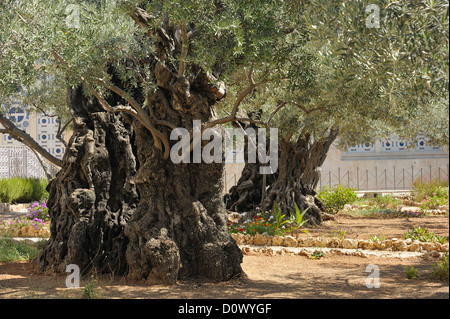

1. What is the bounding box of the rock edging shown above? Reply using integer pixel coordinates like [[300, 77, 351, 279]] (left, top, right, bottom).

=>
[[4, 225, 50, 238], [230, 233, 448, 253]]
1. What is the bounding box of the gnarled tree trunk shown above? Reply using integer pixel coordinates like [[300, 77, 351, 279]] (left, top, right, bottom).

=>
[[35, 22, 244, 283], [34, 86, 139, 275], [261, 128, 339, 225], [119, 18, 244, 283]]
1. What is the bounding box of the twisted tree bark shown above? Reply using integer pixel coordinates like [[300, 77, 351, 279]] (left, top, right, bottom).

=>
[[34, 86, 139, 275], [34, 18, 244, 283], [123, 24, 243, 282], [261, 129, 339, 225]]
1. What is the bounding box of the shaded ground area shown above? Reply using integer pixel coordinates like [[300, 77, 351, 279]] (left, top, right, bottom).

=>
[[0, 254, 448, 299], [0, 215, 448, 299]]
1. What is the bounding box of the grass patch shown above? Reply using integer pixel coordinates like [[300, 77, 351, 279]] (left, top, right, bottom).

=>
[[413, 179, 449, 203], [341, 207, 425, 219], [0, 178, 48, 203], [432, 252, 449, 281], [0, 238, 44, 262]]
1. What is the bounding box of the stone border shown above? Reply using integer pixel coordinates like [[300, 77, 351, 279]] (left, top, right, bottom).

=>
[[231, 233, 449, 253], [239, 245, 442, 259]]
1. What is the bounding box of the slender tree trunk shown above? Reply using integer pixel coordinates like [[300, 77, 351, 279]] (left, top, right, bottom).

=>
[[261, 128, 339, 225]]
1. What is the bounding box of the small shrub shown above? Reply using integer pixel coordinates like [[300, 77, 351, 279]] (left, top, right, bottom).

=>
[[309, 250, 325, 259], [82, 282, 100, 299], [227, 211, 283, 236], [404, 266, 418, 279], [418, 193, 449, 210], [0, 178, 48, 203], [369, 195, 402, 210], [243, 216, 280, 236], [413, 179, 449, 203], [431, 252, 449, 281], [317, 185, 358, 214]]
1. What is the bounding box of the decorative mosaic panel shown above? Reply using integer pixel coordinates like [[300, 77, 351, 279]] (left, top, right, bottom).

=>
[[1, 102, 31, 147], [415, 136, 443, 152], [381, 136, 409, 152], [36, 114, 65, 159], [347, 142, 375, 153]]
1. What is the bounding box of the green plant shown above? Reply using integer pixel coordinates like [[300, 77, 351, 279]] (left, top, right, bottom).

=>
[[243, 215, 281, 236], [0, 216, 45, 237], [404, 266, 419, 279], [369, 195, 402, 210], [431, 252, 449, 281], [82, 281, 99, 299], [0, 178, 48, 203], [369, 233, 388, 243], [418, 192, 449, 210], [27, 202, 50, 222], [288, 204, 310, 237], [273, 202, 290, 230], [317, 185, 358, 214], [403, 226, 447, 244], [309, 250, 325, 259], [0, 238, 42, 262], [413, 179, 449, 203]]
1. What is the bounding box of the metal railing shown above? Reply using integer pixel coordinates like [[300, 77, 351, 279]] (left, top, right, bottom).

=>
[[318, 164, 449, 191]]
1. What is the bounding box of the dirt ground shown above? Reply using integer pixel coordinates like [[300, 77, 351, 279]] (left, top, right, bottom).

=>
[[0, 215, 448, 299]]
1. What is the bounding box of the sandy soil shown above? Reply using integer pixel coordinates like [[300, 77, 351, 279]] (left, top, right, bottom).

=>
[[0, 215, 448, 299]]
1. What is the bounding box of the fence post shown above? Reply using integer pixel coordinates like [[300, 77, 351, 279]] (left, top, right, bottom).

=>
[[366, 169, 369, 191], [347, 169, 350, 188], [23, 149, 27, 178], [7, 148, 11, 179], [393, 165, 396, 190], [375, 166, 378, 190], [356, 167, 359, 190], [403, 168, 405, 189], [329, 171, 331, 190]]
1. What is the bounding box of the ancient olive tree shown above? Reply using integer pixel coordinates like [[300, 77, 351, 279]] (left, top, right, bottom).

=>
[[225, 0, 449, 224], [0, 0, 308, 282]]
